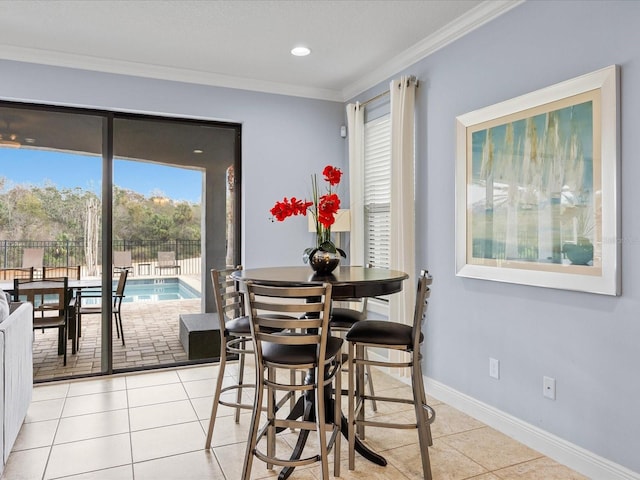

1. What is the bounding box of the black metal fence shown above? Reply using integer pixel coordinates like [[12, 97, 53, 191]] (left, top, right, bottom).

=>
[[0, 239, 201, 276]]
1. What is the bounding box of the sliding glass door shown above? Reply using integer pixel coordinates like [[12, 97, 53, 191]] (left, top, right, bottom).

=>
[[111, 115, 239, 372], [0, 101, 241, 382]]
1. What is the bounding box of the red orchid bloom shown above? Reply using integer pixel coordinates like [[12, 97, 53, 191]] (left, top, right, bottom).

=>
[[270, 197, 313, 221], [318, 193, 340, 228], [270, 165, 346, 260], [322, 165, 342, 186]]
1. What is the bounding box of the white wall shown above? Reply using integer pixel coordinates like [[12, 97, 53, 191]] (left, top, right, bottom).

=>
[[348, 0, 640, 474], [0, 60, 346, 268]]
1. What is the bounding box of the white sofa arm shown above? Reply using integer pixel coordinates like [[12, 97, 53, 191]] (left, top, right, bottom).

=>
[[0, 301, 33, 472]]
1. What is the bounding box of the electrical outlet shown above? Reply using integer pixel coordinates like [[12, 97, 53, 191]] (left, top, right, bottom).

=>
[[489, 358, 500, 379], [543, 376, 556, 400]]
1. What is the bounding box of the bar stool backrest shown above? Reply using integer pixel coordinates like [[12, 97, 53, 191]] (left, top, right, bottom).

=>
[[412, 270, 433, 350], [211, 267, 245, 330], [245, 281, 333, 368]]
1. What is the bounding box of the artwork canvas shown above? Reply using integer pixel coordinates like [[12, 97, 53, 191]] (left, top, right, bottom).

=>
[[456, 66, 619, 295]]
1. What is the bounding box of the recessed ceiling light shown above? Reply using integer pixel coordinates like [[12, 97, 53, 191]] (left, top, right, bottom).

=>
[[291, 46, 311, 57], [193, 149, 203, 154], [0, 133, 20, 148]]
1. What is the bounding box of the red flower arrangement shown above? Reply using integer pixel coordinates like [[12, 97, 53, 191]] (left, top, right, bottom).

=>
[[270, 165, 347, 262]]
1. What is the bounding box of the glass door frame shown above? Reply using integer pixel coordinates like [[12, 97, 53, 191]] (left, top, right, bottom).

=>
[[0, 99, 242, 378]]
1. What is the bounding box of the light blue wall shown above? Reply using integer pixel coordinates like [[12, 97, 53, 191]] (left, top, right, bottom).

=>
[[349, 0, 640, 473], [0, 60, 346, 268], [3, 0, 639, 473]]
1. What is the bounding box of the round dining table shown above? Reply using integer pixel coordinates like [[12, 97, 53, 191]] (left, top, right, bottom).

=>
[[232, 265, 408, 299], [232, 265, 409, 479]]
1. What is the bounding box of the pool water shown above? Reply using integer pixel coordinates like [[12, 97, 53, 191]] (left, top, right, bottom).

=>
[[122, 278, 200, 302], [82, 278, 200, 303]]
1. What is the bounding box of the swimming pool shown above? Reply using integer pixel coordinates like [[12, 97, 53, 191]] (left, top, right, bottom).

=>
[[121, 278, 200, 302], [79, 277, 200, 305]]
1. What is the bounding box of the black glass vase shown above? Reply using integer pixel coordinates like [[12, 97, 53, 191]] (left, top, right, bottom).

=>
[[307, 249, 341, 275]]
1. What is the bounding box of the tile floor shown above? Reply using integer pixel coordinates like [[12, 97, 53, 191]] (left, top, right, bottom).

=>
[[4, 363, 589, 480]]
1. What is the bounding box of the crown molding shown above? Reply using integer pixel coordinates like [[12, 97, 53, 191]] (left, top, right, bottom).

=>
[[0, 0, 522, 104], [340, 0, 524, 101], [0, 45, 344, 102]]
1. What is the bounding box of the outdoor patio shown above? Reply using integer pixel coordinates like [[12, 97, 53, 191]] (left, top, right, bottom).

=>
[[32, 296, 202, 382]]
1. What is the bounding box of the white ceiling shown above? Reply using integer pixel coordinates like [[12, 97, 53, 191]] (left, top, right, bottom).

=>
[[0, 0, 520, 102]]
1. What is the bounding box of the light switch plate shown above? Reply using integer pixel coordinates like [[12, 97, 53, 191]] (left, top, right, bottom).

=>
[[489, 358, 500, 379]]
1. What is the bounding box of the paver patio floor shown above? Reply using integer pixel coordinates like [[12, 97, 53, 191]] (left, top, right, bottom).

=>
[[33, 298, 202, 382]]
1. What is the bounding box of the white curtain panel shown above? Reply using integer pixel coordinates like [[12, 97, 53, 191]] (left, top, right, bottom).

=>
[[346, 103, 365, 265], [389, 76, 417, 333]]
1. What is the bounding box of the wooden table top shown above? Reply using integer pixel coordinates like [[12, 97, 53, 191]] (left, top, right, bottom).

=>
[[0, 278, 102, 293], [232, 266, 408, 300]]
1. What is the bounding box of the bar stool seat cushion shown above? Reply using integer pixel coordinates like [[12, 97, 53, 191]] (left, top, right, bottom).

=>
[[226, 315, 289, 335], [346, 320, 423, 347], [330, 307, 366, 329], [263, 336, 343, 365], [226, 315, 251, 334]]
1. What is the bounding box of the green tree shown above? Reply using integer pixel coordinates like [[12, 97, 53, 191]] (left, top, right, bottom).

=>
[[1, 182, 201, 244]]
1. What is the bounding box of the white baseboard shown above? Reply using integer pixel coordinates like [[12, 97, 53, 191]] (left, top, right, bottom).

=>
[[420, 376, 640, 480]]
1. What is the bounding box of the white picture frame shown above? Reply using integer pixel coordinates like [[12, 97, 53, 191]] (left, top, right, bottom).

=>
[[455, 65, 620, 295]]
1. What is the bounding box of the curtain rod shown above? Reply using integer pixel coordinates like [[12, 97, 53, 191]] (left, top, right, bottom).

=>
[[359, 75, 418, 108]]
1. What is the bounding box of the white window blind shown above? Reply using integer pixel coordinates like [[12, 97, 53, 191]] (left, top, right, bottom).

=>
[[364, 114, 391, 268]]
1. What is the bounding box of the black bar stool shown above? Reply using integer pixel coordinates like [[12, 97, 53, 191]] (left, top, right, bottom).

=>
[[204, 267, 260, 449], [205, 267, 297, 450], [346, 270, 435, 479], [242, 281, 342, 480]]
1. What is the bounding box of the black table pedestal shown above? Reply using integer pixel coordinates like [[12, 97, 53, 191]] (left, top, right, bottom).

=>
[[277, 371, 386, 480]]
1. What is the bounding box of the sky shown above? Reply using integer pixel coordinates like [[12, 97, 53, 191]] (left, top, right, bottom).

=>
[[0, 148, 203, 203]]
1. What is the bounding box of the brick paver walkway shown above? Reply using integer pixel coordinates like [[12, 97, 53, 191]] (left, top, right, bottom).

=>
[[33, 298, 201, 381]]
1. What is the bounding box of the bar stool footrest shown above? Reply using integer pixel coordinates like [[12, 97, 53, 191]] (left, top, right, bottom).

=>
[[218, 383, 257, 411]]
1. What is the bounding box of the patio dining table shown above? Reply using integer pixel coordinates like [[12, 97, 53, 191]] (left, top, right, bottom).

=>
[[1, 278, 102, 354]]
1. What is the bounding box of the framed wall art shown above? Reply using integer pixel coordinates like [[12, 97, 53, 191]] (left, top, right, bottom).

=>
[[455, 65, 619, 295]]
